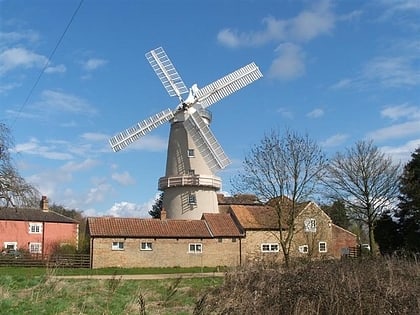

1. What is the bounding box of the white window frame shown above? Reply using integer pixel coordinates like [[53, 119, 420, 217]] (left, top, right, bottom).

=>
[[304, 218, 317, 233], [299, 245, 309, 254], [29, 222, 42, 234], [188, 243, 202, 253], [319, 241, 327, 253], [29, 242, 42, 254], [140, 242, 153, 251], [261, 243, 279, 253], [187, 149, 195, 157], [111, 241, 124, 251], [3, 242, 17, 250]]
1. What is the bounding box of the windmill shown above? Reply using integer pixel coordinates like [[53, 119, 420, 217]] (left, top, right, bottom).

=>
[[109, 47, 262, 219]]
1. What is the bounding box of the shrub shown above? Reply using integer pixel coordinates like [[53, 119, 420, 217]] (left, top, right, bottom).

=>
[[200, 257, 420, 314]]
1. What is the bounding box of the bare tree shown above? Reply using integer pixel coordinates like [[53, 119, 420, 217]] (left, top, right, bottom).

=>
[[233, 129, 327, 266], [0, 122, 39, 207], [323, 140, 401, 253]]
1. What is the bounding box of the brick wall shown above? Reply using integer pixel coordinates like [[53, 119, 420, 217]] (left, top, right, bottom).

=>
[[91, 237, 241, 269]]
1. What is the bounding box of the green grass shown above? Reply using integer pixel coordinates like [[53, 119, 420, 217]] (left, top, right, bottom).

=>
[[0, 268, 223, 314]]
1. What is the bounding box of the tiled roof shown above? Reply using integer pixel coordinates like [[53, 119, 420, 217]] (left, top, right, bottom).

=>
[[202, 213, 243, 237], [0, 207, 78, 224], [88, 217, 213, 238], [229, 205, 280, 230]]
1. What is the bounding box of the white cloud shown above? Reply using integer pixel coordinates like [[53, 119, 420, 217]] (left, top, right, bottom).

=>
[[363, 56, 420, 87], [107, 200, 153, 218], [268, 43, 305, 80], [14, 137, 74, 160], [0, 30, 40, 46], [276, 107, 294, 119], [81, 132, 109, 142], [45, 64, 66, 74], [0, 47, 47, 75], [127, 134, 168, 152], [307, 108, 324, 118], [60, 158, 99, 172], [82, 58, 108, 71], [366, 121, 420, 141], [380, 139, 420, 163], [321, 133, 349, 147], [35, 89, 96, 115], [381, 103, 420, 120], [111, 171, 136, 186], [217, 0, 335, 47], [85, 182, 113, 205]]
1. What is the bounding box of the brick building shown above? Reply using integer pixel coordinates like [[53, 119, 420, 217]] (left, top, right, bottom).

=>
[[0, 196, 79, 256], [87, 195, 357, 268]]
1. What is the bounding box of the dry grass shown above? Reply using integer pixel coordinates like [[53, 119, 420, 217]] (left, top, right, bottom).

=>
[[199, 257, 420, 315]]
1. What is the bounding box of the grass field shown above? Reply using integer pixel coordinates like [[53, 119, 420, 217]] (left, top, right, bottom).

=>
[[0, 267, 222, 314], [1, 258, 418, 314]]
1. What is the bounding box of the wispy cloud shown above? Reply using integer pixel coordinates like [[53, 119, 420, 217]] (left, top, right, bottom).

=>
[[0, 47, 47, 75], [307, 108, 325, 118], [82, 58, 108, 71], [367, 104, 420, 142], [0, 30, 40, 47], [217, 0, 335, 47], [268, 43, 305, 80], [380, 139, 420, 163], [111, 171, 136, 186], [14, 137, 74, 160], [321, 133, 349, 147], [34, 89, 97, 115]]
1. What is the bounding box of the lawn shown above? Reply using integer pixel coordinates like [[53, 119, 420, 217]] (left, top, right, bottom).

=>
[[0, 267, 223, 314]]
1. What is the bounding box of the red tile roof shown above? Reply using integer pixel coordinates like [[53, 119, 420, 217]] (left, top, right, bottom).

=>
[[202, 213, 243, 237], [229, 205, 280, 230], [88, 213, 243, 239]]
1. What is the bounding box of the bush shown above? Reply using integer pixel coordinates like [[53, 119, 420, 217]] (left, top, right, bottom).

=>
[[199, 257, 420, 314]]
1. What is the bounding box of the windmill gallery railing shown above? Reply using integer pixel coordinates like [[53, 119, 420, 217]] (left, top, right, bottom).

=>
[[158, 174, 222, 190]]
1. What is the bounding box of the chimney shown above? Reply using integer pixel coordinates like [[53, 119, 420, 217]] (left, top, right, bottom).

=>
[[160, 208, 167, 220], [40, 196, 49, 211]]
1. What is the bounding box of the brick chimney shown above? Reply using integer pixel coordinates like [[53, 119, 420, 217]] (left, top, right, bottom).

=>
[[40, 196, 49, 211], [160, 208, 166, 220]]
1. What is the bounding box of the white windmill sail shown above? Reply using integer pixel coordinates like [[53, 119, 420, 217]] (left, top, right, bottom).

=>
[[109, 108, 174, 152], [184, 110, 231, 172], [145, 47, 188, 99], [194, 62, 262, 109]]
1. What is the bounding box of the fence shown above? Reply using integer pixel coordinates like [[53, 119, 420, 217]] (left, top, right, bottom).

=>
[[0, 253, 90, 268]]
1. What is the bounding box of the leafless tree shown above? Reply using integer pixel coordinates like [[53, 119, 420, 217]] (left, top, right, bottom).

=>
[[0, 122, 39, 207], [323, 140, 401, 253], [233, 129, 327, 266]]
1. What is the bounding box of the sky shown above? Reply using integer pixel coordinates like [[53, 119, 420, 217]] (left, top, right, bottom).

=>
[[1, 0, 419, 218]]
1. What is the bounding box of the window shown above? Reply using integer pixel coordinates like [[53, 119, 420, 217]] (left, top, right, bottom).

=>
[[29, 222, 42, 234], [298, 245, 309, 253], [189, 243, 202, 253], [3, 242, 17, 250], [140, 242, 152, 251], [304, 218, 316, 232], [188, 193, 197, 205], [112, 242, 124, 251], [188, 169, 195, 175], [187, 149, 195, 157], [261, 243, 279, 252], [319, 242, 327, 253], [29, 243, 42, 254]]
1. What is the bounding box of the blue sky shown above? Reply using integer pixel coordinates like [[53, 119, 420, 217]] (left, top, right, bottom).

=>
[[1, 0, 419, 218]]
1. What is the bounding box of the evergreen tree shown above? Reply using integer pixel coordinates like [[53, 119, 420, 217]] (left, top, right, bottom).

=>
[[321, 200, 351, 229], [374, 211, 402, 255], [149, 192, 163, 218], [396, 147, 420, 252]]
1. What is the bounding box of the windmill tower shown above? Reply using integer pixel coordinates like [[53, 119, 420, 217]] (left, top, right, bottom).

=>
[[109, 47, 262, 219]]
